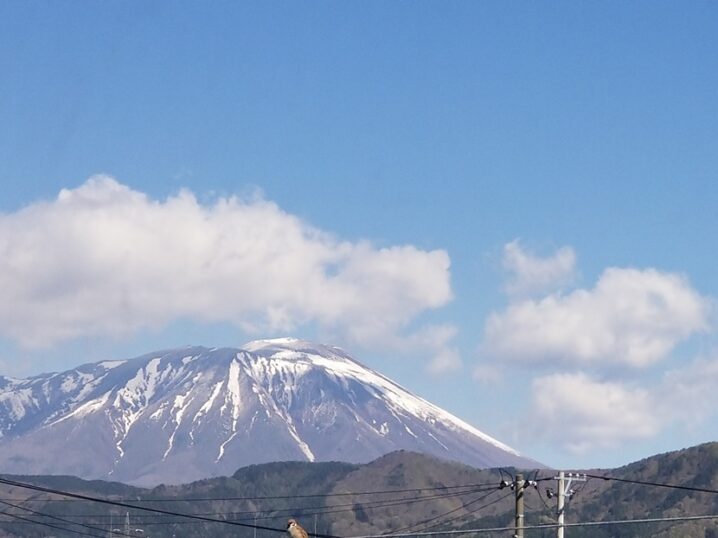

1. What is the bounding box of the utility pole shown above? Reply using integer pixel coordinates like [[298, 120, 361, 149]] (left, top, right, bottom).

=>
[[514, 473, 524, 538], [557, 471, 565, 538], [554, 471, 586, 538]]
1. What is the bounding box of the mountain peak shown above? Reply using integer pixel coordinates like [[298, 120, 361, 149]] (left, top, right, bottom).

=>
[[0, 342, 541, 485], [242, 336, 316, 351], [241, 337, 350, 360]]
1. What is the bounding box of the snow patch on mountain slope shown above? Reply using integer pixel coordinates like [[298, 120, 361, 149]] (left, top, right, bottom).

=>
[[112, 357, 174, 458], [164, 389, 194, 459], [216, 357, 245, 462], [99, 360, 126, 369], [193, 379, 223, 427], [0, 338, 539, 485], [235, 346, 318, 460], [0, 386, 36, 422], [243, 338, 521, 456], [47, 391, 112, 425]]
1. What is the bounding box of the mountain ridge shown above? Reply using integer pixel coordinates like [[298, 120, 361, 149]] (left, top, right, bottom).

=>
[[0, 338, 540, 485]]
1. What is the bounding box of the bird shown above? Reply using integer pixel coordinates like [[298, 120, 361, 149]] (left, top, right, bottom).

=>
[[287, 518, 309, 538]]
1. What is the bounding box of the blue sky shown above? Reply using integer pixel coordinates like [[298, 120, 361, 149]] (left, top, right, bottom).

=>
[[2, 1, 718, 470]]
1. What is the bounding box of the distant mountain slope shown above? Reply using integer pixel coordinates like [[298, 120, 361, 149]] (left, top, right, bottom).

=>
[[0, 451, 511, 538], [559, 442, 718, 538], [2, 444, 717, 538], [0, 338, 539, 485]]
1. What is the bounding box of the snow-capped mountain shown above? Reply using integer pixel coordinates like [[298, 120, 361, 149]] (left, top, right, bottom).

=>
[[0, 338, 540, 485]]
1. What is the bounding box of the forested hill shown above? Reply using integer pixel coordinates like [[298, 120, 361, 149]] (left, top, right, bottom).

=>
[[2, 444, 718, 538]]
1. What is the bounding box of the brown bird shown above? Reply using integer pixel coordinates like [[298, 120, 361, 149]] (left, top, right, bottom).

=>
[[287, 519, 309, 538]]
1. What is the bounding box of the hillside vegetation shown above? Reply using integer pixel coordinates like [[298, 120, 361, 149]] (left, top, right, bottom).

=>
[[2, 444, 718, 538]]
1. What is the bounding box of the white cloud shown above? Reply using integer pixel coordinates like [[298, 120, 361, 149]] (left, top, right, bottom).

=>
[[487, 242, 716, 456], [528, 372, 660, 454], [0, 177, 455, 361], [484, 267, 710, 368], [472, 363, 502, 384], [427, 347, 462, 375], [368, 323, 462, 374], [502, 240, 576, 297], [526, 354, 718, 454], [659, 354, 718, 428]]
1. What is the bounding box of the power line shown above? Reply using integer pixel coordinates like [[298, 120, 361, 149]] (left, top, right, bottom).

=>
[[585, 473, 718, 495], [0, 476, 509, 538], [0, 476, 338, 538], [0, 476, 507, 538], [0, 499, 136, 538], [0, 508, 109, 538], [412, 490, 515, 533], [5, 473, 718, 538], [20, 486, 495, 526], [386, 490, 497, 534], [534, 483, 556, 521], [238, 487, 497, 522], [347, 513, 718, 538], [20, 487, 488, 516], [0, 477, 494, 538], [0, 480, 501, 503]]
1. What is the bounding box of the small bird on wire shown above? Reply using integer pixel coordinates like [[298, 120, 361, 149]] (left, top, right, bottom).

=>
[[287, 518, 310, 538]]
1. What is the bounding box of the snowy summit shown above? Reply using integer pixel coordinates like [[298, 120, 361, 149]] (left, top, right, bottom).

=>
[[0, 339, 540, 485]]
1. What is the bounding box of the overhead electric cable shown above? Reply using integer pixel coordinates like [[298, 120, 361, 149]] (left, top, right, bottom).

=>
[[13, 486, 493, 524], [0, 498, 137, 538], [228, 487, 495, 523], [585, 473, 718, 495], [407, 489, 514, 534], [0, 508, 109, 538], [386, 489, 503, 535], [534, 483, 556, 520], [0, 494, 141, 538], [348, 513, 718, 538], [0, 476, 340, 538], [0, 480, 500, 503], [5, 475, 718, 538]]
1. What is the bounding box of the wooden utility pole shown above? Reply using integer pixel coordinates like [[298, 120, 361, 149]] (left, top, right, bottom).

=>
[[514, 473, 524, 538]]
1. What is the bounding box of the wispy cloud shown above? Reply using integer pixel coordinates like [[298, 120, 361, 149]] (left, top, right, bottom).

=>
[[0, 177, 456, 365], [502, 240, 576, 298], [427, 347, 462, 375]]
